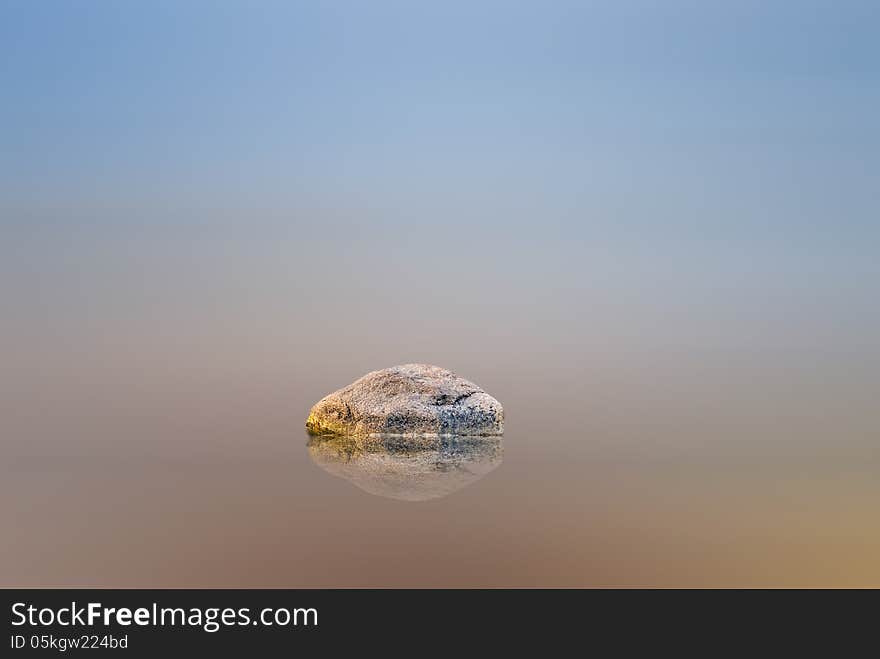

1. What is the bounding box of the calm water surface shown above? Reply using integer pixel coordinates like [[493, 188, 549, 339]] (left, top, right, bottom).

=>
[[2, 389, 878, 587]]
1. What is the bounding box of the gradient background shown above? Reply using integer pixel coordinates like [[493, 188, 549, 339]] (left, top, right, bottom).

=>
[[1, 1, 878, 586]]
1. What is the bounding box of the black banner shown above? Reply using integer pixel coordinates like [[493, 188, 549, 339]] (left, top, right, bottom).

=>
[[2, 589, 874, 655]]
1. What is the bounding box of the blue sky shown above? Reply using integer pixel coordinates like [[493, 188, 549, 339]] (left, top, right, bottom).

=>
[[1, 2, 877, 332], [2, 1, 876, 220]]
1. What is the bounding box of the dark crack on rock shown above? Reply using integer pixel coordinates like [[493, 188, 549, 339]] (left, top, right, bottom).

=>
[[432, 391, 476, 406]]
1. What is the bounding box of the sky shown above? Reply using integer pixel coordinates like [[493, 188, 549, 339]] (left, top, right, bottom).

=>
[[3, 1, 877, 222], [1, 1, 878, 444]]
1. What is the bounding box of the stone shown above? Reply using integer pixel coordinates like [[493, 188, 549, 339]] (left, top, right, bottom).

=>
[[308, 435, 503, 501], [305, 363, 504, 437]]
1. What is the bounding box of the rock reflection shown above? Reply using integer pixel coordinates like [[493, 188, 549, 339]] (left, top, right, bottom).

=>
[[307, 435, 503, 501]]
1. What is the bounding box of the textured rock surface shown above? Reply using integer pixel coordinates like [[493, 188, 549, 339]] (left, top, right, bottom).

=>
[[306, 364, 503, 437], [308, 435, 503, 501]]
